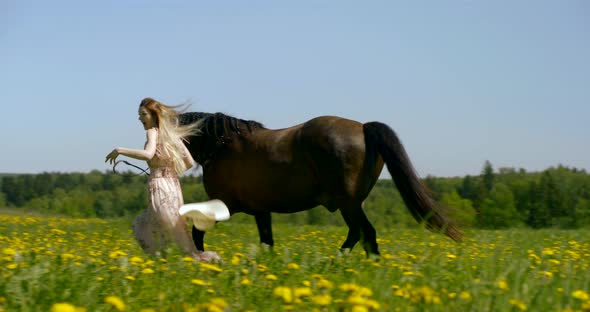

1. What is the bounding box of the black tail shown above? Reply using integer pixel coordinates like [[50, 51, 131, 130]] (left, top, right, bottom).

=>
[[363, 122, 462, 242]]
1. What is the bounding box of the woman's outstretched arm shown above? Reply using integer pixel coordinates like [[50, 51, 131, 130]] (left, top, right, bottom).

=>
[[105, 128, 158, 164]]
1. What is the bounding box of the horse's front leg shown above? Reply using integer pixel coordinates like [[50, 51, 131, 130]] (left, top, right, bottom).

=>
[[192, 225, 223, 262], [192, 226, 205, 251], [254, 212, 274, 247]]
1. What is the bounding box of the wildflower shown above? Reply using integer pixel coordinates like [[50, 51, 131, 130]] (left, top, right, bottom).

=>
[[340, 283, 360, 292], [540, 271, 553, 279], [125, 276, 135, 281], [200, 263, 223, 273], [108, 250, 127, 259], [317, 279, 333, 289], [497, 279, 509, 290], [352, 306, 369, 312], [345, 268, 359, 274], [240, 278, 251, 285], [460, 291, 472, 301], [265, 274, 278, 281], [509, 299, 528, 311], [141, 268, 154, 274], [50, 303, 76, 312], [6, 263, 18, 270], [273, 287, 293, 303], [287, 263, 300, 270], [191, 279, 211, 286], [294, 287, 312, 299], [2, 248, 16, 256], [311, 294, 332, 306], [210, 298, 227, 307], [572, 290, 589, 301], [104, 296, 125, 311]]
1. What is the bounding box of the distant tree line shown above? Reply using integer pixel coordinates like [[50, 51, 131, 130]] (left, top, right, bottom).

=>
[[1, 162, 589, 229]]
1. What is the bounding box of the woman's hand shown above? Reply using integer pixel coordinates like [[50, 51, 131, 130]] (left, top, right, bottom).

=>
[[105, 148, 120, 164]]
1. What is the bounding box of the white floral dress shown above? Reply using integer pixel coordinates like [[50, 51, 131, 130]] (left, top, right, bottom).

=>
[[132, 141, 196, 257]]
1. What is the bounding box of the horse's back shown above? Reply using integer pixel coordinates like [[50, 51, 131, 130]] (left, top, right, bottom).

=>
[[295, 116, 384, 204]]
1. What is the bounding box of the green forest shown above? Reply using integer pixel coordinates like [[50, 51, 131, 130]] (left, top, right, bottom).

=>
[[1, 161, 590, 229]]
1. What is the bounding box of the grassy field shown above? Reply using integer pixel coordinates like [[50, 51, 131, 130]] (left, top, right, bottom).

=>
[[0, 213, 589, 312]]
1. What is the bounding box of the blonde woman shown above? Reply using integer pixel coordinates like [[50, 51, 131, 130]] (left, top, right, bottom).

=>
[[105, 97, 219, 262]]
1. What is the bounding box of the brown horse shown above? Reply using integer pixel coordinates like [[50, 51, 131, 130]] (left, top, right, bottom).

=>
[[180, 112, 462, 256]]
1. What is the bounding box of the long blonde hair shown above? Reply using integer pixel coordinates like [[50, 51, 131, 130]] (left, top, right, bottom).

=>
[[139, 97, 200, 174]]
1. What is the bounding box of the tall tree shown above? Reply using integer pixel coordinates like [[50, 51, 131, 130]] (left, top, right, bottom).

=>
[[481, 160, 495, 192]]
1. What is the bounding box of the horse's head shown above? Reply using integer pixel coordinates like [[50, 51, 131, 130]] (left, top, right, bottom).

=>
[[179, 112, 264, 165]]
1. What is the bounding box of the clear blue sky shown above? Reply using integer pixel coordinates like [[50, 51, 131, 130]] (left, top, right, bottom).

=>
[[1, 0, 588, 177]]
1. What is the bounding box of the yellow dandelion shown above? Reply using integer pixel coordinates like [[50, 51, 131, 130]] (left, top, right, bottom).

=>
[[209, 298, 228, 309], [265, 274, 278, 281], [6, 263, 18, 270], [460, 291, 472, 301], [108, 250, 127, 259], [240, 278, 251, 285], [317, 279, 333, 289], [50, 303, 76, 312], [311, 294, 332, 306], [345, 268, 359, 274], [287, 263, 300, 270], [141, 268, 154, 274], [509, 298, 528, 311], [352, 305, 369, 312], [2, 248, 16, 256], [340, 283, 360, 292], [191, 279, 211, 286], [200, 263, 223, 273], [302, 280, 311, 287], [139, 309, 156, 312], [572, 290, 589, 301], [125, 276, 135, 281], [348, 295, 368, 305], [356, 287, 373, 297], [273, 286, 293, 303], [294, 287, 312, 298], [231, 256, 241, 265], [104, 296, 125, 311], [182, 256, 194, 262], [497, 279, 509, 290], [540, 271, 553, 279]]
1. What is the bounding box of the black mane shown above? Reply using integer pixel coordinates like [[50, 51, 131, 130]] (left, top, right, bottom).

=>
[[179, 112, 265, 164]]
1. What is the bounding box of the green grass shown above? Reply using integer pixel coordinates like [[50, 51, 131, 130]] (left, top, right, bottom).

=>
[[0, 213, 589, 311]]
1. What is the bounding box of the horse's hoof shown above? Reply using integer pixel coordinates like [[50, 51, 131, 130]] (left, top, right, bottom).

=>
[[194, 251, 223, 263]]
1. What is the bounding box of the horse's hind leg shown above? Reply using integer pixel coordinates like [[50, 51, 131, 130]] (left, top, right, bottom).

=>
[[255, 212, 274, 247], [339, 202, 379, 256]]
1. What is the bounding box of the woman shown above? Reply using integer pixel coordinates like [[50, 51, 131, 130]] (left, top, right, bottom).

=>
[[105, 97, 220, 262]]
